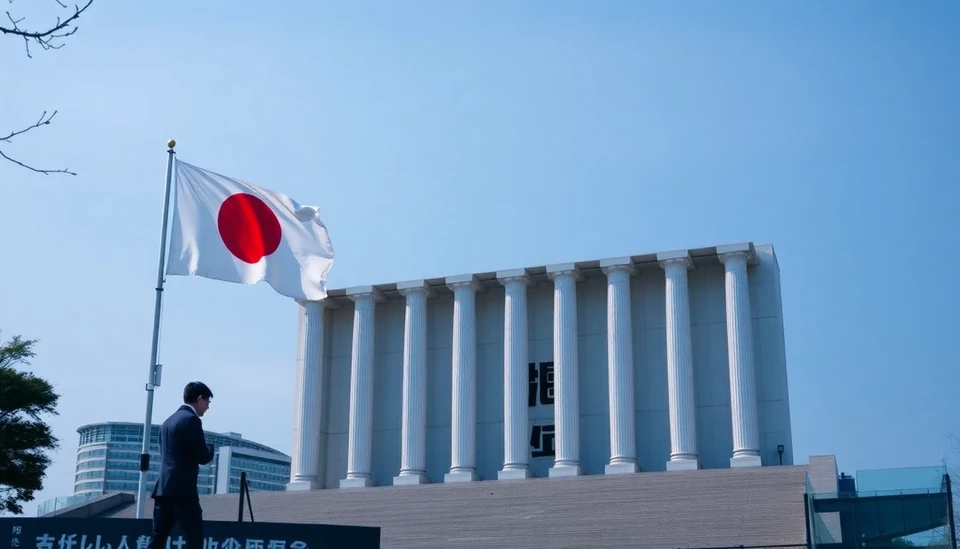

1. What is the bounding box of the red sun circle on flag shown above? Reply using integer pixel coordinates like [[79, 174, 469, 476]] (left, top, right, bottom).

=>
[[217, 193, 282, 264]]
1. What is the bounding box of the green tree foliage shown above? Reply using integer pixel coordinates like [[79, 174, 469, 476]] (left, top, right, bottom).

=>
[[0, 332, 60, 515]]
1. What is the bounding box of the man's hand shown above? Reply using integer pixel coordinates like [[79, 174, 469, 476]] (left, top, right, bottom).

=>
[[188, 415, 216, 465]]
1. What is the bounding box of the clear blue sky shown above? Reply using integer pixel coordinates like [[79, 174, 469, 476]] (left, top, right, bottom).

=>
[[2, 1, 958, 516]]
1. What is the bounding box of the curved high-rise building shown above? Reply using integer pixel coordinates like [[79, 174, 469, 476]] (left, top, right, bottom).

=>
[[73, 421, 290, 497]]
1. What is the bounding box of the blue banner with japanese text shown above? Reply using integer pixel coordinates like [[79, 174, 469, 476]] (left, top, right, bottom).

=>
[[0, 518, 379, 549]]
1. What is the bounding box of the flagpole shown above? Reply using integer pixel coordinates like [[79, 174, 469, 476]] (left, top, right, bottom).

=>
[[136, 139, 177, 519]]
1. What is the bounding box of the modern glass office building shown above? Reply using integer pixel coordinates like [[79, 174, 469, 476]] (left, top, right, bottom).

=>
[[72, 421, 290, 497]]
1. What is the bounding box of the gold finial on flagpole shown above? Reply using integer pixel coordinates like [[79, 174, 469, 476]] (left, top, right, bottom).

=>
[[167, 139, 176, 150]]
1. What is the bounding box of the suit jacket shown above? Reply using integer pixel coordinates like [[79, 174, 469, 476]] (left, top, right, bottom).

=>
[[151, 405, 215, 500]]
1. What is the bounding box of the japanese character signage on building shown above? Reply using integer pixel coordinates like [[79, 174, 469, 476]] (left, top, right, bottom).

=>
[[528, 360, 555, 459], [529, 424, 555, 458], [528, 361, 554, 407], [0, 518, 378, 549]]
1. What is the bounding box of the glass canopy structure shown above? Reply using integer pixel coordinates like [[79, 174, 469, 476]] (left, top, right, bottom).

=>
[[807, 465, 956, 549]]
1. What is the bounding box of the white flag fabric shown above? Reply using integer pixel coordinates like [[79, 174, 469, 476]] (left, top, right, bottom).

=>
[[166, 160, 335, 301]]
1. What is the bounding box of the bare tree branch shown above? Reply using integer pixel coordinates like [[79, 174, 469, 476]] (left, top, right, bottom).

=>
[[0, 150, 75, 176], [0, 111, 76, 175], [1, 110, 57, 143], [0, 0, 93, 58], [1, 0, 93, 176]]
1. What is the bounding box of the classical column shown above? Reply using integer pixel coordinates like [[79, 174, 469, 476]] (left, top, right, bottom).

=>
[[445, 274, 481, 482], [498, 269, 533, 480], [547, 264, 582, 478], [288, 300, 327, 490], [394, 280, 433, 486], [718, 244, 762, 468], [658, 250, 700, 471], [600, 258, 639, 475], [288, 304, 306, 483], [341, 286, 385, 488]]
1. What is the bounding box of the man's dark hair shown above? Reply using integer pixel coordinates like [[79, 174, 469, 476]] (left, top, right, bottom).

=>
[[183, 381, 213, 404]]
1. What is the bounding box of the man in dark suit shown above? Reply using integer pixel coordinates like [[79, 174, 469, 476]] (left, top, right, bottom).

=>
[[146, 381, 216, 549]]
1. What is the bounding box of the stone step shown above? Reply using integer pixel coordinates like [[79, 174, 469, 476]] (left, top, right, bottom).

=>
[[104, 466, 809, 549]]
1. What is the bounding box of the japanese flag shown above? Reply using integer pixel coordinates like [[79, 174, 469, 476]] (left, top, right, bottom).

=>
[[165, 160, 335, 301]]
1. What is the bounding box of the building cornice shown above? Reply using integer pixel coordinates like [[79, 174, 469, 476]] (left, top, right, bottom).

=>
[[321, 242, 763, 305]]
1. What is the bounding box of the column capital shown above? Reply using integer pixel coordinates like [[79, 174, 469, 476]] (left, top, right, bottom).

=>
[[657, 250, 695, 271], [446, 273, 482, 292], [599, 257, 636, 276], [716, 242, 756, 265], [397, 279, 436, 298], [497, 268, 534, 287], [546, 262, 582, 282], [346, 285, 386, 303], [295, 298, 340, 310]]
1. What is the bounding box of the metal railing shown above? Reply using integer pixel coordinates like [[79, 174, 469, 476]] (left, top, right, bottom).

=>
[[236, 471, 255, 522], [674, 546, 807, 549]]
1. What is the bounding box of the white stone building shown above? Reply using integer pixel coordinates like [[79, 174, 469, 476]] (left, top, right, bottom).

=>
[[286, 241, 793, 491], [87, 242, 954, 548]]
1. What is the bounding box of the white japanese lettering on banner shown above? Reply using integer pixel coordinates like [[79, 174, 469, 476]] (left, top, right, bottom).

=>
[[34, 535, 308, 549]]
